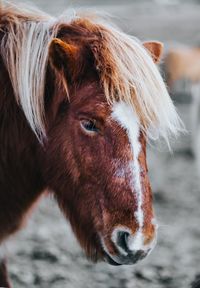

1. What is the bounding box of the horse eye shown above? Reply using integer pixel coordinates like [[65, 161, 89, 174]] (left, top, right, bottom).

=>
[[81, 119, 99, 133]]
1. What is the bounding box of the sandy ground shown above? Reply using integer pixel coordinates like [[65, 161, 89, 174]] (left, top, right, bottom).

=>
[[3, 1, 200, 287]]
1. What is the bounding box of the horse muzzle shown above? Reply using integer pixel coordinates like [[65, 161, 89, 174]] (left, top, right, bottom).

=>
[[104, 249, 149, 266], [101, 228, 157, 266]]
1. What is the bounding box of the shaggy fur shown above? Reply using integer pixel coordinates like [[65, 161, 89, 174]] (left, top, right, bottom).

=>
[[0, 2, 182, 142], [0, 2, 182, 286]]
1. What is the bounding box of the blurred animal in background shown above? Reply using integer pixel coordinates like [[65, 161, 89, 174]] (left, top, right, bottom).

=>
[[163, 45, 200, 89], [163, 45, 200, 174], [0, 2, 182, 287]]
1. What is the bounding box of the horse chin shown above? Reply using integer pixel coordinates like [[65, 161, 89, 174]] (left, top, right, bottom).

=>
[[86, 253, 104, 264], [103, 253, 122, 266], [83, 242, 121, 266], [83, 243, 104, 264], [86, 249, 121, 266]]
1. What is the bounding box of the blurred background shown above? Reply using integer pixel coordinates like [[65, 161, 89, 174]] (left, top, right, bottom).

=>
[[7, 0, 200, 287]]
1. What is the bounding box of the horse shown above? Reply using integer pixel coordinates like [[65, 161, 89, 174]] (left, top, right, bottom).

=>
[[0, 2, 182, 287], [163, 45, 200, 172], [163, 45, 200, 89]]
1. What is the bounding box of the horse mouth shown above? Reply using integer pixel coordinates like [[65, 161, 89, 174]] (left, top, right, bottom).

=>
[[104, 253, 122, 266], [103, 248, 150, 266]]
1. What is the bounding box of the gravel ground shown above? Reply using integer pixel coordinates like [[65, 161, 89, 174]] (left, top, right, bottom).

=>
[[4, 1, 200, 287]]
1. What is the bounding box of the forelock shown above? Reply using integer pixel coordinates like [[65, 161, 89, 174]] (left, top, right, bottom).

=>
[[0, 4, 183, 144]]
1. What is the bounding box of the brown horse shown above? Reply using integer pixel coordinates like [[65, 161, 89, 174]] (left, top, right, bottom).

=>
[[163, 45, 200, 88], [163, 45, 200, 168], [0, 2, 182, 287]]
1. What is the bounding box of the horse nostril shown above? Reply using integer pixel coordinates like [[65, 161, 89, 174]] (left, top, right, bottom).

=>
[[116, 231, 130, 253], [115, 231, 148, 263]]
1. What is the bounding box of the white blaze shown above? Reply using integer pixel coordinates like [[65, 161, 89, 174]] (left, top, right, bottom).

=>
[[111, 101, 145, 250]]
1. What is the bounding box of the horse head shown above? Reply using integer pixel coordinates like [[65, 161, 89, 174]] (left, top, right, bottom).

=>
[[0, 9, 182, 265], [40, 18, 180, 265]]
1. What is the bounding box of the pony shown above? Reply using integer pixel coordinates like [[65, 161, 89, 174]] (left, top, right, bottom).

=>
[[163, 45, 200, 172], [0, 2, 182, 287], [163, 45, 200, 89]]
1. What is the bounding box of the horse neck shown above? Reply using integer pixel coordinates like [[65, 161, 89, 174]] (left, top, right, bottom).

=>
[[0, 55, 45, 241]]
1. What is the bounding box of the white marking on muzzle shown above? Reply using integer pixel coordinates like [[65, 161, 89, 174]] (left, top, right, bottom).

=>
[[111, 101, 145, 250]]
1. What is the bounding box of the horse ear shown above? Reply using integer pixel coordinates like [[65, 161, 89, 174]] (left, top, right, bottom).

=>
[[49, 38, 79, 75], [143, 41, 163, 63]]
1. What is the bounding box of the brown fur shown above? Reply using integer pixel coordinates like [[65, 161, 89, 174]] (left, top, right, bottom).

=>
[[0, 5, 163, 286], [143, 41, 163, 64], [164, 46, 200, 88]]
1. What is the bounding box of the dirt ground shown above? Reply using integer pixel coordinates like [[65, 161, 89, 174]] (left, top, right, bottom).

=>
[[5, 1, 200, 287]]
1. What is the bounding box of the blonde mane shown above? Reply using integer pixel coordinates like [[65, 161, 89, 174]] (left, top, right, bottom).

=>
[[0, 2, 183, 143]]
